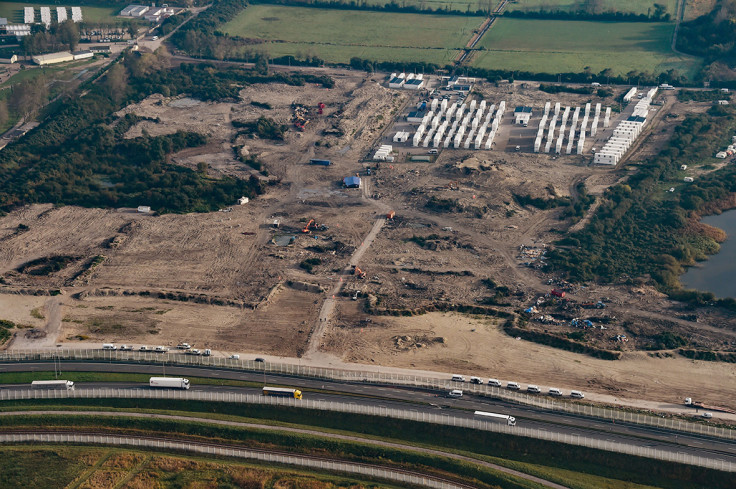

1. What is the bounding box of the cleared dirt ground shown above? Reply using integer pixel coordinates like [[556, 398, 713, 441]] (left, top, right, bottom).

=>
[[1, 71, 735, 408], [325, 310, 736, 408]]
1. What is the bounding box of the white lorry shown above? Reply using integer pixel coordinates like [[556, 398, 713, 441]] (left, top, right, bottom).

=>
[[149, 377, 190, 389], [474, 410, 516, 426], [31, 380, 75, 391]]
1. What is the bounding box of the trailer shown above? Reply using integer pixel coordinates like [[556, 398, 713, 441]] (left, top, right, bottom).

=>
[[149, 377, 190, 390], [474, 410, 516, 426], [310, 159, 332, 166], [31, 380, 74, 391], [263, 386, 303, 399]]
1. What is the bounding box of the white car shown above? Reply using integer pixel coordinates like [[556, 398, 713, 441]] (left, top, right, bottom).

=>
[[119, 345, 133, 351], [229, 354, 240, 360]]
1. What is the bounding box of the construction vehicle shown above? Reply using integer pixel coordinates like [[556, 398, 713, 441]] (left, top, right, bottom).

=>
[[386, 210, 395, 219], [352, 265, 367, 279], [292, 103, 311, 131], [302, 219, 317, 233], [685, 398, 736, 414]]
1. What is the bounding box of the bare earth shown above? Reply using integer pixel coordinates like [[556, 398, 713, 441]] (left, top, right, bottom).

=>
[[1, 73, 735, 413]]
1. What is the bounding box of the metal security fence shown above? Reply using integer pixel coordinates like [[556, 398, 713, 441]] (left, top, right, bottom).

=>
[[0, 432, 471, 489], [1, 348, 733, 441], [1, 387, 733, 473]]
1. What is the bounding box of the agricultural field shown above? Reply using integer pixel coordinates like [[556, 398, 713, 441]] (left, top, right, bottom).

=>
[[505, 0, 679, 17], [0, 2, 128, 25], [221, 5, 483, 64], [472, 18, 702, 77]]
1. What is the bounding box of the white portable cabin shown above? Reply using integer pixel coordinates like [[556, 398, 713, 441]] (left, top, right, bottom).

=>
[[412, 132, 422, 147], [472, 117, 479, 130], [577, 132, 586, 154], [623, 87, 637, 103], [456, 105, 465, 120], [453, 132, 463, 148], [57, 7, 68, 22], [543, 101, 551, 116], [71, 6, 83, 21], [469, 100, 477, 112], [433, 131, 444, 148], [479, 100, 487, 111], [534, 136, 542, 153], [595, 103, 602, 118], [446, 104, 457, 121], [594, 152, 619, 165], [24, 7, 34, 24], [484, 130, 496, 149], [604, 107, 612, 128], [584, 102, 591, 118], [591, 116, 599, 136], [474, 130, 485, 149], [431, 98, 439, 112], [555, 138, 563, 154], [544, 138, 553, 153], [554, 102, 561, 116], [440, 99, 448, 114]]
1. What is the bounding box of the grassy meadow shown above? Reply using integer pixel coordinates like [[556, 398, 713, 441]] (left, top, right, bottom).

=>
[[222, 4, 483, 64], [506, 0, 679, 17], [472, 18, 702, 76]]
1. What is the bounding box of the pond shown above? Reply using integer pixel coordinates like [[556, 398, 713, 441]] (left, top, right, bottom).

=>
[[681, 210, 736, 299]]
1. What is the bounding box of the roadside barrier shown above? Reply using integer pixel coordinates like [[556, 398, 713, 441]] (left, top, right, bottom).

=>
[[1, 349, 733, 442], [1, 387, 733, 473]]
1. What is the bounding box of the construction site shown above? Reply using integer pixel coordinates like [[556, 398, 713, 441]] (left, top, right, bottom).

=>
[[1, 69, 736, 408]]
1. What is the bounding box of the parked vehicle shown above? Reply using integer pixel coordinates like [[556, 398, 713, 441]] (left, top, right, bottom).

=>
[[102, 343, 116, 350], [262, 386, 302, 399], [474, 411, 516, 426], [203, 349, 211, 356], [139, 346, 148, 351], [702, 412, 713, 419], [548, 388, 563, 397], [149, 377, 189, 389], [188, 349, 201, 355], [527, 385, 541, 394], [506, 382, 521, 391], [570, 390, 585, 399], [448, 389, 463, 398], [451, 374, 465, 382], [487, 378, 502, 387], [154, 346, 167, 353], [119, 345, 133, 351], [176, 343, 191, 350], [229, 354, 240, 360], [255, 357, 265, 363], [470, 376, 483, 384], [31, 380, 74, 391]]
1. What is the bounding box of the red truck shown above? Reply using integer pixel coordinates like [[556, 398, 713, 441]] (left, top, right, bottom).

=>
[[550, 289, 566, 298]]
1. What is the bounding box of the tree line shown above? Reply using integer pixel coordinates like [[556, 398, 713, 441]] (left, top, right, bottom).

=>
[[548, 104, 736, 309]]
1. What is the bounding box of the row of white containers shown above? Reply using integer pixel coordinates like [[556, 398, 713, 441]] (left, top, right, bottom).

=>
[[24, 6, 83, 24], [413, 100, 507, 149], [594, 88, 657, 165], [534, 102, 610, 155]]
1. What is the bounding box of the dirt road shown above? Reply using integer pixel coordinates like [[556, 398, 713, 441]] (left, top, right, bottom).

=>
[[305, 217, 386, 358]]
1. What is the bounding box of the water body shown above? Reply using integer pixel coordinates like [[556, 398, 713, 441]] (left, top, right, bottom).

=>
[[681, 210, 736, 298]]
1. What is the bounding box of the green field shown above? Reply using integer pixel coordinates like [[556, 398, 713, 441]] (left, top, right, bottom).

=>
[[222, 5, 483, 64], [506, 0, 679, 17], [0, 2, 128, 24], [472, 18, 702, 77]]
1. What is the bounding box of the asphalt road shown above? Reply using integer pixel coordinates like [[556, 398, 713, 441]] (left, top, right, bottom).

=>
[[1, 361, 734, 466]]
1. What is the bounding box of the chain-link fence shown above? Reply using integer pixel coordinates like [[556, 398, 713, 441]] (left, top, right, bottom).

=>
[[1, 348, 733, 441], [0, 432, 471, 489], [1, 387, 733, 472]]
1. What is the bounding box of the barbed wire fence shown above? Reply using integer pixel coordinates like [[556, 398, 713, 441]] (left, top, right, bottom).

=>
[[1, 349, 733, 441], [1, 387, 733, 473]]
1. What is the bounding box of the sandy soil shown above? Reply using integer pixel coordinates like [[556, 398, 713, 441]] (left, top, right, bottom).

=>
[[325, 310, 736, 408]]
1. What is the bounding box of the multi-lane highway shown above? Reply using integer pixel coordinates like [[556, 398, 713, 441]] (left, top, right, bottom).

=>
[[1, 361, 735, 467]]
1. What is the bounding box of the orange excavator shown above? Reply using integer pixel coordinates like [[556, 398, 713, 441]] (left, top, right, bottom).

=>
[[352, 265, 367, 279], [302, 219, 316, 233]]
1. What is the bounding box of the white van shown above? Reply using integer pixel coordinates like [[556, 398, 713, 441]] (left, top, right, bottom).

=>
[[470, 376, 483, 384], [448, 389, 463, 398], [527, 385, 541, 394], [570, 390, 585, 399], [506, 382, 521, 391], [229, 354, 240, 360], [102, 343, 116, 350], [451, 374, 465, 382], [548, 388, 562, 397], [702, 412, 713, 419], [487, 378, 502, 387], [428, 149, 438, 155]]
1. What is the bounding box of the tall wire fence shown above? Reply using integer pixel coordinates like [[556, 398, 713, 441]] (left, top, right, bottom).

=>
[[1, 348, 733, 441], [0, 432, 472, 489], [1, 387, 733, 473]]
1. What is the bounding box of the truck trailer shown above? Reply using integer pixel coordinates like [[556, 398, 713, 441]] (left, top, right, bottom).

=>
[[31, 380, 75, 391], [149, 377, 190, 390], [262, 386, 302, 399], [474, 410, 516, 426]]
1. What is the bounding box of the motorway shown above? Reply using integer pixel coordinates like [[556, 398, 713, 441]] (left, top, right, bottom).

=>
[[1, 361, 735, 466]]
